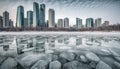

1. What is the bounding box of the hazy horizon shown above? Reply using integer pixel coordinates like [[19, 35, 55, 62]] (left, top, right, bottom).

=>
[[0, 0, 120, 26]]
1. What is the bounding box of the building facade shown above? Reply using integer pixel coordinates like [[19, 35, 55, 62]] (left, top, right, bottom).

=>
[[57, 19, 64, 28], [3, 11, 9, 28], [95, 18, 101, 28], [27, 11, 33, 28], [24, 18, 28, 27], [16, 6, 24, 28], [86, 18, 94, 28], [40, 4, 46, 27], [76, 18, 82, 29], [9, 19, 13, 28], [33, 2, 40, 27], [0, 16, 3, 28], [48, 9, 55, 28], [64, 17, 69, 28], [102, 21, 109, 26]]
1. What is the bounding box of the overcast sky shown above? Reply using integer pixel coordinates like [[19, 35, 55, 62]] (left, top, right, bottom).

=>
[[0, 0, 120, 26]]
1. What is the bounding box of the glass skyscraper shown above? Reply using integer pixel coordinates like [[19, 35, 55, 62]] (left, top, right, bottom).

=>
[[57, 19, 63, 28], [33, 2, 40, 27], [64, 17, 69, 28], [48, 9, 55, 28], [76, 18, 82, 29], [86, 18, 94, 28], [27, 11, 33, 28], [3, 11, 9, 28], [95, 18, 101, 28], [40, 4, 45, 27], [24, 18, 28, 27], [16, 6, 24, 28], [9, 19, 13, 28]]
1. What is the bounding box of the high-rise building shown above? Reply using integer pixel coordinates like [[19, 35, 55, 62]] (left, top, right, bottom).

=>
[[3, 11, 9, 28], [33, 2, 40, 27], [16, 6, 24, 28], [64, 17, 69, 28], [57, 19, 64, 28], [48, 9, 55, 28], [76, 18, 82, 29], [40, 4, 45, 27], [95, 18, 101, 28], [0, 16, 3, 28], [24, 18, 28, 27], [27, 11, 33, 28], [86, 18, 94, 28], [102, 21, 109, 26], [9, 19, 13, 28]]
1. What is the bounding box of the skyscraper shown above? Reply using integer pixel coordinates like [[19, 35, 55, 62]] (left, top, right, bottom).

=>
[[57, 19, 64, 28], [16, 6, 24, 28], [27, 11, 33, 28], [24, 18, 28, 27], [64, 17, 69, 28], [33, 2, 40, 27], [9, 19, 13, 28], [76, 18, 82, 29], [3, 11, 9, 28], [0, 16, 3, 28], [40, 4, 45, 27], [48, 9, 55, 28], [86, 18, 94, 28], [95, 18, 101, 28]]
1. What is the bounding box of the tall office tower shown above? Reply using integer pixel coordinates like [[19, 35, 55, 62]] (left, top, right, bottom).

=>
[[16, 6, 24, 28], [102, 21, 109, 26], [3, 11, 9, 28], [9, 19, 13, 28], [48, 9, 55, 28], [33, 2, 40, 27], [86, 18, 94, 28], [76, 18, 82, 29], [0, 16, 3, 28], [64, 17, 69, 28], [24, 18, 28, 27], [40, 4, 45, 27], [95, 18, 101, 28], [27, 11, 33, 28], [57, 19, 64, 28]]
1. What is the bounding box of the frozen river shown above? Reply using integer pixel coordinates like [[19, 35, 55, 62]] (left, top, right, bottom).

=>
[[0, 32, 120, 69]]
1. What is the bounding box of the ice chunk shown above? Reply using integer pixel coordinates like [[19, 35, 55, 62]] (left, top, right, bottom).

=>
[[85, 52, 100, 62], [0, 57, 17, 69], [80, 55, 88, 63], [63, 60, 90, 69], [108, 49, 120, 57], [15, 53, 45, 67], [96, 61, 112, 69], [49, 60, 61, 69], [0, 56, 7, 65], [59, 52, 75, 61], [113, 61, 120, 69], [31, 60, 48, 69]]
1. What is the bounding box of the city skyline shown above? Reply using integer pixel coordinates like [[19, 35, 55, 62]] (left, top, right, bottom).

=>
[[0, 0, 120, 27]]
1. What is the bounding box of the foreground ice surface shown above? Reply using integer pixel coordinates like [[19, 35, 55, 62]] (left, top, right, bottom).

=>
[[0, 32, 120, 69]]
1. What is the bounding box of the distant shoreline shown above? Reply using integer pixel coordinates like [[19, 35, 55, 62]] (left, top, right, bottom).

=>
[[0, 31, 120, 36]]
